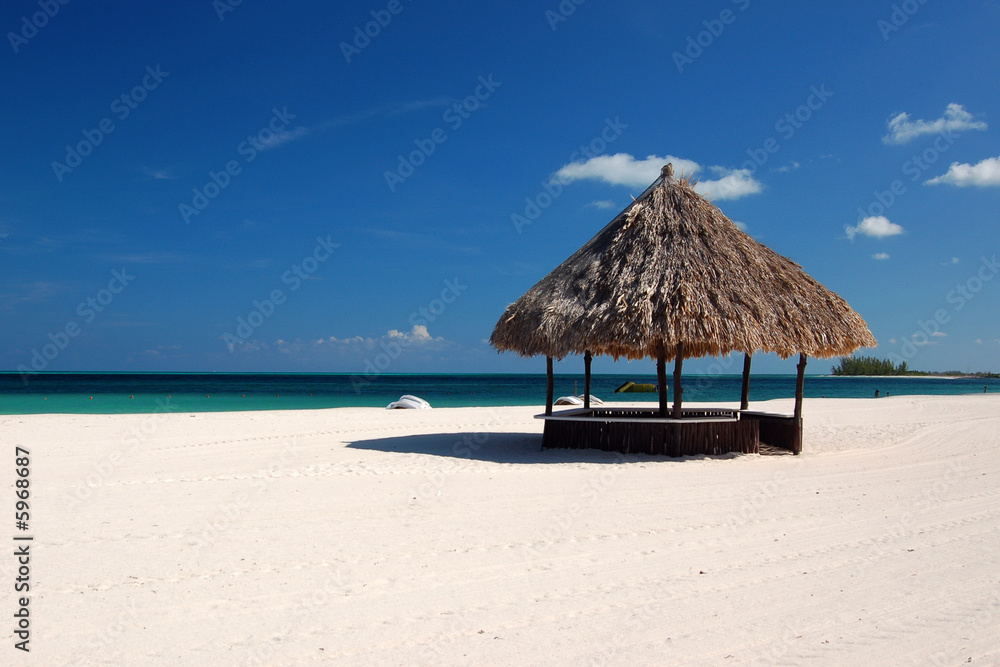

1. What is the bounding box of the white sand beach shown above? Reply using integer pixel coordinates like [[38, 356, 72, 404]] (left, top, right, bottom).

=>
[[6, 394, 1000, 665]]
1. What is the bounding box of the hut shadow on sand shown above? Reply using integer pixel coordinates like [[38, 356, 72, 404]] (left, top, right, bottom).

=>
[[490, 164, 876, 456], [347, 431, 744, 464]]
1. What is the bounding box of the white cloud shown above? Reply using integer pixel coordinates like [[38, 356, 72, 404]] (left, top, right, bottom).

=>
[[554, 153, 698, 187], [733, 220, 748, 231], [322, 334, 376, 346], [138, 166, 178, 180], [227, 325, 451, 357], [386, 324, 438, 344], [975, 339, 983, 345], [771, 161, 800, 173], [883, 103, 987, 144], [845, 216, 904, 240], [586, 200, 617, 210], [925, 156, 1000, 187], [698, 167, 762, 200], [320, 325, 442, 348], [258, 126, 311, 150], [552, 153, 762, 201], [888, 338, 898, 344], [872, 252, 891, 260], [931, 331, 947, 337]]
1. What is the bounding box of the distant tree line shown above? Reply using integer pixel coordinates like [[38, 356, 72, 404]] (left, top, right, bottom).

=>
[[831, 355, 909, 376]]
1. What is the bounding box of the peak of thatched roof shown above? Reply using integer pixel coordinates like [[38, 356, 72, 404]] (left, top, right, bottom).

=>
[[490, 163, 876, 361]]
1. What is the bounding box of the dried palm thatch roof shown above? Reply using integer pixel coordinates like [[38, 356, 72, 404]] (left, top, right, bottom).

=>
[[491, 164, 876, 362]]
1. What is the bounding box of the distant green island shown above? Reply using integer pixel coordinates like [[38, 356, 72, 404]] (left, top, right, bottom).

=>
[[831, 355, 999, 378]]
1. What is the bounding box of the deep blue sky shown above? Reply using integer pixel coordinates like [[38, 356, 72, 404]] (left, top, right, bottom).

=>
[[2, 0, 999, 376]]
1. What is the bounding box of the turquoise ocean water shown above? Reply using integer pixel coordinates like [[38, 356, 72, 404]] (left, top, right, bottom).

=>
[[1, 372, 997, 415]]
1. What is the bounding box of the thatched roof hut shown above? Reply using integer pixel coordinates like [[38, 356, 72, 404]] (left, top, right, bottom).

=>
[[491, 164, 875, 362], [490, 164, 876, 454]]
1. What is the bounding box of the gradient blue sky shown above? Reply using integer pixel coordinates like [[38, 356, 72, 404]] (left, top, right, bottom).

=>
[[2, 0, 999, 376]]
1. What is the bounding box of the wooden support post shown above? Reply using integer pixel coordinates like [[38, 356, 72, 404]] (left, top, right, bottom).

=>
[[672, 342, 685, 419], [740, 353, 752, 411], [656, 347, 668, 418], [545, 356, 554, 416], [584, 350, 592, 409], [793, 353, 807, 454]]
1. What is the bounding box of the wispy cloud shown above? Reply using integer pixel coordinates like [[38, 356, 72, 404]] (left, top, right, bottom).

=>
[[883, 103, 986, 145], [97, 252, 194, 264], [137, 166, 179, 180], [872, 252, 890, 260], [586, 200, 617, 210], [385, 97, 455, 116], [317, 97, 455, 130], [845, 215, 904, 240], [257, 126, 311, 151], [0, 281, 61, 310], [319, 324, 444, 348], [228, 325, 451, 356], [771, 161, 800, 173], [259, 97, 456, 153], [926, 156, 1000, 187], [553, 153, 762, 201]]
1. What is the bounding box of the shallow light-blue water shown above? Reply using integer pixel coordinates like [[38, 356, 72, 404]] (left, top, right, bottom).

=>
[[1, 372, 996, 414]]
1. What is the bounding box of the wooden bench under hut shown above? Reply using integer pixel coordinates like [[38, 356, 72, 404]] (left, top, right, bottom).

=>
[[490, 164, 876, 456]]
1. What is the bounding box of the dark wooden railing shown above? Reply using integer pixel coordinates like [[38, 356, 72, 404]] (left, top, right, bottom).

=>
[[538, 407, 801, 456], [740, 411, 801, 454]]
